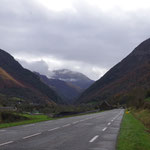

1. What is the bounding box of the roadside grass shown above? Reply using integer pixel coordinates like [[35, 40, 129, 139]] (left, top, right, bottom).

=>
[[0, 110, 102, 129], [117, 112, 150, 150], [133, 109, 150, 129], [145, 97, 150, 102], [54, 110, 102, 119], [0, 114, 52, 129]]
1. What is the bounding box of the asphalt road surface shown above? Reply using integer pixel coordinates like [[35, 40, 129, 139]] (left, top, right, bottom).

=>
[[0, 109, 124, 150]]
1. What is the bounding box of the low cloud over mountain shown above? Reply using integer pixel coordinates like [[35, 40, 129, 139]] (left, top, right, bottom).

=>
[[1, 0, 150, 80]]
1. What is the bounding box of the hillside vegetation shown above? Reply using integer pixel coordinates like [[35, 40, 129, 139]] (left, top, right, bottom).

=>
[[78, 38, 150, 106], [0, 49, 63, 105], [35, 70, 94, 104], [0, 67, 24, 87], [132, 109, 150, 130]]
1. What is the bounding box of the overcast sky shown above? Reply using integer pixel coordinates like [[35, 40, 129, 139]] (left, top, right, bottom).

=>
[[0, 0, 150, 80]]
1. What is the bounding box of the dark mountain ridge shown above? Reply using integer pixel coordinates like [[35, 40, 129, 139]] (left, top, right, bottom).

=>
[[0, 49, 62, 105], [51, 69, 94, 89], [35, 72, 82, 104], [77, 38, 150, 104]]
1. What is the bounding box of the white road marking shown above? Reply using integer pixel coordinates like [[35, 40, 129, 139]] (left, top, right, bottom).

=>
[[0, 141, 14, 146], [80, 119, 85, 121], [83, 119, 88, 121], [113, 111, 122, 121], [72, 121, 79, 124], [23, 133, 41, 139], [62, 124, 70, 127], [0, 130, 6, 132], [109, 111, 123, 123], [108, 122, 111, 126], [48, 127, 60, 131], [102, 127, 107, 131], [89, 135, 99, 143], [79, 120, 85, 122], [23, 124, 35, 127]]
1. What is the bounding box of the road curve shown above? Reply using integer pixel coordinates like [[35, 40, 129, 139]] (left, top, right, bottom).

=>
[[0, 109, 124, 150]]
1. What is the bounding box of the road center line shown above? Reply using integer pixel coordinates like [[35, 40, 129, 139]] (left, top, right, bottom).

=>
[[82, 119, 88, 121], [62, 124, 70, 127], [108, 122, 111, 126], [0, 141, 14, 146], [23, 133, 41, 139], [113, 112, 122, 120], [72, 121, 79, 124], [48, 127, 60, 131], [102, 127, 107, 131], [89, 135, 99, 143], [79, 120, 84, 122]]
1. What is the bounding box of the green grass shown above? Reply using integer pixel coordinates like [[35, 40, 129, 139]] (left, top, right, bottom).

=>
[[133, 109, 150, 129], [0, 114, 52, 129], [0, 111, 102, 129], [54, 110, 102, 119], [145, 97, 150, 102], [117, 112, 150, 150]]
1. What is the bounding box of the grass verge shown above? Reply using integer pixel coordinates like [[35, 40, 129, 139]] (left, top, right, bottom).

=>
[[117, 112, 150, 150], [0, 110, 102, 129], [133, 109, 150, 129], [0, 114, 52, 129]]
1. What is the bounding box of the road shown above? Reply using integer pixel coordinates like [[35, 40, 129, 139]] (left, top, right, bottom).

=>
[[0, 109, 124, 150]]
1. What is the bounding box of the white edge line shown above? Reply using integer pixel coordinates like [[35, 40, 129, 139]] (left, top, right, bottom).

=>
[[108, 122, 111, 126], [23, 133, 41, 139], [79, 120, 83, 122], [62, 124, 70, 127], [48, 127, 60, 131], [112, 112, 122, 121], [72, 121, 79, 124], [102, 127, 107, 131], [0, 141, 14, 146], [89, 135, 99, 143]]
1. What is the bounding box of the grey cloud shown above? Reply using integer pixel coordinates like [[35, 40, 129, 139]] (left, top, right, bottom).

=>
[[17, 58, 103, 80], [18, 59, 50, 76], [0, 0, 150, 79]]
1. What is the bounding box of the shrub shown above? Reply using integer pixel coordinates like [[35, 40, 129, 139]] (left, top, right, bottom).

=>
[[1, 112, 28, 123]]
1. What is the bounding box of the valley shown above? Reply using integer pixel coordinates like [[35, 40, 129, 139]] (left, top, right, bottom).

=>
[[1, 0, 150, 149], [1, 38, 150, 150]]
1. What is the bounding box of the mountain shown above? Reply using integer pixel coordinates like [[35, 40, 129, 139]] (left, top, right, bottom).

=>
[[51, 69, 94, 89], [0, 49, 62, 105], [77, 38, 150, 105], [35, 72, 82, 104]]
